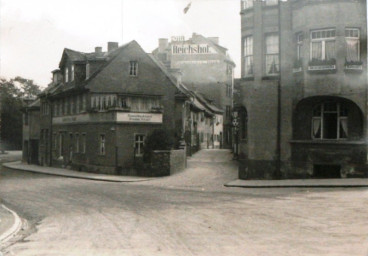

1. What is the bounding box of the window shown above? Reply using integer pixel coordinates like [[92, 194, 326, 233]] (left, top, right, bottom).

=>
[[75, 133, 79, 153], [312, 102, 348, 140], [297, 32, 303, 60], [265, 34, 279, 75], [76, 95, 80, 113], [82, 94, 86, 111], [310, 29, 336, 60], [81, 133, 86, 153], [345, 28, 360, 62], [264, 0, 278, 6], [71, 65, 75, 81], [129, 61, 138, 76], [243, 36, 253, 76], [59, 133, 63, 156], [241, 0, 253, 10], [134, 134, 145, 157], [65, 67, 69, 83], [99, 134, 106, 155], [71, 97, 75, 114], [226, 84, 232, 97], [64, 99, 68, 115]]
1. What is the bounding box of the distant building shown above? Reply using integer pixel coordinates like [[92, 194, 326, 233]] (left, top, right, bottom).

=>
[[23, 41, 222, 175], [237, 0, 367, 179], [152, 33, 235, 149]]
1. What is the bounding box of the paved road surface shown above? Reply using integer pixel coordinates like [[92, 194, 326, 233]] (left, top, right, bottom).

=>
[[1, 149, 368, 256]]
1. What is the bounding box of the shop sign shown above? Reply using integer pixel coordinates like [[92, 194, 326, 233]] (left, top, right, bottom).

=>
[[117, 113, 162, 123]]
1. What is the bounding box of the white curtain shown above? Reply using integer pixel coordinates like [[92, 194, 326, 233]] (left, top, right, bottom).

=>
[[311, 42, 322, 60], [325, 41, 335, 60], [340, 118, 348, 138], [346, 39, 359, 61], [313, 118, 321, 138]]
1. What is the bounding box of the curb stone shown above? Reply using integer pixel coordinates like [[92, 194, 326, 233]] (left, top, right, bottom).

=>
[[0, 204, 22, 245]]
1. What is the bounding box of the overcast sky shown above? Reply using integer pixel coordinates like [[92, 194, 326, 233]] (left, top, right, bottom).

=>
[[0, 0, 240, 88]]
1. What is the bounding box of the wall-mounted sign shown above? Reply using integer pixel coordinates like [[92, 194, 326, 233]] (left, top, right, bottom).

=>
[[172, 44, 216, 55], [117, 113, 162, 123], [171, 36, 185, 42], [53, 112, 162, 124]]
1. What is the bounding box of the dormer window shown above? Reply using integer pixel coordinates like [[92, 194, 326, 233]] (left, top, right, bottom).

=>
[[65, 67, 69, 83], [71, 65, 75, 81], [129, 61, 138, 76]]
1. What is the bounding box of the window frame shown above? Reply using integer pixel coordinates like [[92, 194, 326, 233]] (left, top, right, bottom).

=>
[[75, 133, 80, 153], [71, 64, 75, 81], [81, 133, 86, 154], [134, 133, 145, 157], [99, 134, 106, 155], [311, 102, 348, 140], [310, 28, 336, 61], [129, 61, 138, 76], [297, 32, 304, 61], [65, 67, 69, 83], [243, 35, 254, 76], [265, 33, 280, 75], [345, 28, 360, 62]]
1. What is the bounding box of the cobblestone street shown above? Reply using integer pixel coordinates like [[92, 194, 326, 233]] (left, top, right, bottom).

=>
[[1, 150, 368, 256]]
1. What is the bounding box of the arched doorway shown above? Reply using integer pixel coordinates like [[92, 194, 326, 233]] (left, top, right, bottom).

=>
[[292, 96, 365, 178]]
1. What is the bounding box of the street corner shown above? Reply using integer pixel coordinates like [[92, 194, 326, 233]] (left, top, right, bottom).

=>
[[0, 204, 23, 248]]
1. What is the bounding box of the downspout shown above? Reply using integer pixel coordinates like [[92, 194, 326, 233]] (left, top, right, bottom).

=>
[[276, 0, 282, 179]]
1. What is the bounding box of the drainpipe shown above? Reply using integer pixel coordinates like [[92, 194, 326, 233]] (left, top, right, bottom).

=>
[[275, 0, 282, 179]]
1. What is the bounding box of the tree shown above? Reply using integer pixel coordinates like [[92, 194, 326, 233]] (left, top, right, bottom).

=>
[[0, 77, 42, 150]]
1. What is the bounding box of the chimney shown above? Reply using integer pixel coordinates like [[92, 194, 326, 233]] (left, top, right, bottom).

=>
[[108, 42, 119, 52], [95, 46, 102, 53], [158, 38, 169, 53], [208, 37, 219, 45]]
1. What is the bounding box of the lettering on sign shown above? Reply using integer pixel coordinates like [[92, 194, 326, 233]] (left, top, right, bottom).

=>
[[172, 44, 216, 55], [171, 36, 185, 42], [117, 113, 162, 123]]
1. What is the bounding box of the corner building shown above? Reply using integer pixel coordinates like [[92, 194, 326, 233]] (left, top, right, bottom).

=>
[[238, 0, 367, 179]]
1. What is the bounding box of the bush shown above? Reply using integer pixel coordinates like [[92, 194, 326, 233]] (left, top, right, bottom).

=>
[[143, 129, 177, 162]]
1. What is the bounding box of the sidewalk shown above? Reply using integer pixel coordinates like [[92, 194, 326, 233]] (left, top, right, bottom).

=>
[[225, 178, 368, 188], [2, 162, 153, 183], [0, 204, 22, 247]]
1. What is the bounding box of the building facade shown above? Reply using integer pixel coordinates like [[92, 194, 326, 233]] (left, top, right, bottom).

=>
[[237, 0, 367, 179], [152, 33, 235, 149], [23, 40, 222, 175]]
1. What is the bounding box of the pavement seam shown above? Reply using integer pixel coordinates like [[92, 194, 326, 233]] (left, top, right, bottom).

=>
[[0, 204, 22, 244]]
